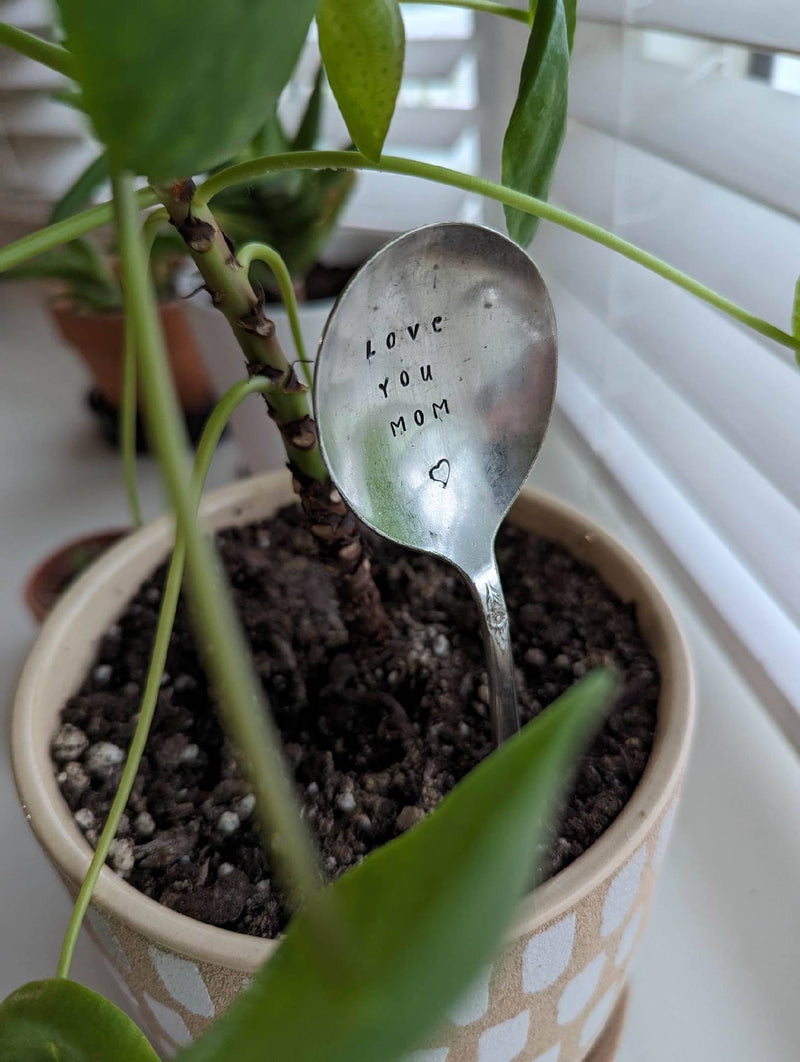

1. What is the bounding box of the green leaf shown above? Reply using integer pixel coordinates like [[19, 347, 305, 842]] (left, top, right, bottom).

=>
[[51, 87, 86, 112], [54, 0, 318, 178], [177, 670, 617, 1062], [50, 152, 109, 224], [563, 0, 577, 51], [502, 0, 570, 246], [291, 65, 325, 152], [530, 0, 576, 48], [793, 276, 800, 338], [0, 979, 159, 1061], [318, 0, 405, 162]]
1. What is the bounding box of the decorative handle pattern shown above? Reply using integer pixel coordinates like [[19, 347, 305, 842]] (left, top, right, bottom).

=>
[[470, 559, 520, 746]]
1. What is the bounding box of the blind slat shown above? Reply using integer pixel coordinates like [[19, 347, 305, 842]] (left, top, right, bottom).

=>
[[548, 278, 800, 631], [3, 137, 95, 198], [292, 38, 469, 83], [580, 0, 800, 54], [297, 7, 471, 83], [320, 103, 472, 150], [338, 169, 472, 237], [0, 52, 65, 90], [548, 122, 800, 364], [402, 39, 470, 79], [0, 0, 52, 33], [571, 24, 800, 223], [537, 222, 800, 512], [0, 92, 86, 136], [557, 358, 800, 748]]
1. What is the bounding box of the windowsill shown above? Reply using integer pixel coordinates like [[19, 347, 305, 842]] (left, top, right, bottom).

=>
[[532, 412, 800, 1062], [0, 284, 798, 1059]]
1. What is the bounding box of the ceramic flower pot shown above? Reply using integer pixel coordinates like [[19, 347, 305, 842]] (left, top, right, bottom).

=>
[[12, 472, 694, 1061]]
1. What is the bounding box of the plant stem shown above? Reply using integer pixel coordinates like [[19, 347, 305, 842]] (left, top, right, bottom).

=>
[[403, 0, 530, 24], [0, 21, 73, 76], [120, 311, 142, 526], [238, 242, 311, 387], [0, 188, 157, 273], [111, 170, 328, 932], [188, 378, 271, 495], [198, 151, 800, 359], [152, 180, 326, 480], [55, 522, 181, 977], [56, 373, 281, 980], [119, 209, 170, 528], [153, 179, 390, 636]]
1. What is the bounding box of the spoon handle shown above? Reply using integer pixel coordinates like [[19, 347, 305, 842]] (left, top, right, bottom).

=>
[[469, 559, 520, 746]]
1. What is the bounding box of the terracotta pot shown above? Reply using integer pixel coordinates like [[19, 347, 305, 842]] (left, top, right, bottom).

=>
[[51, 300, 215, 414], [23, 528, 128, 624], [12, 472, 694, 1061]]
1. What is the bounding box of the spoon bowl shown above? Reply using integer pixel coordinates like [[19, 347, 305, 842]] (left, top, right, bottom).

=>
[[314, 223, 557, 743]]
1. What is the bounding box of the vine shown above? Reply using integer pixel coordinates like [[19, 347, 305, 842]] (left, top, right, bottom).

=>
[[199, 151, 800, 356], [1, 154, 796, 359]]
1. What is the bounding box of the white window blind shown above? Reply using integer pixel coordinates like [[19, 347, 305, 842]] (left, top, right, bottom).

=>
[[580, 0, 800, 55], [482, 5, 800, 746], [0, 4, 481, 247], [0, 0, 95, 237]]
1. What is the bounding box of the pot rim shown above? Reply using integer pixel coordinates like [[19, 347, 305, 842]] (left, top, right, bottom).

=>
[[11, 472, 694, 971], [23, 528, 130, 622]]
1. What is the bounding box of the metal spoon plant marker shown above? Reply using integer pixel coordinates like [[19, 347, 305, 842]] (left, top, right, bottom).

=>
[[314, 223, 557, 746]]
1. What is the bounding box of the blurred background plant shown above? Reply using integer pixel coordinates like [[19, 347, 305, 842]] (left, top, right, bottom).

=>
[[0, 152, 212, 448], [210, 67, 357, 300], [0, 155, 185, 311]]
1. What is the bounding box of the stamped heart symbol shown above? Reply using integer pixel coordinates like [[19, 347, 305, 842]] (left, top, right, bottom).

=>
[[429, 458, 451, 488]]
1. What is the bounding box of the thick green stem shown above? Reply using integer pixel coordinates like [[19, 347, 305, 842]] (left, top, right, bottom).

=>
[[238, 241, 311, 387], [198, 151, 800, 359], [119, 209, 171, 527], [56, 374, 278, 979], [0, 21, 73, 76], [153, 179, 326, 481], [154, 179, 390, 637], [120, 311, 142, 526], [111, 170, 328, 931]]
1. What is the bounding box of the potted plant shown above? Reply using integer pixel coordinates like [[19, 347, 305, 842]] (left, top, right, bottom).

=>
[[1, 2, 796, 1060], [10, 473, 692, 1062], [5, 177, 216, 625], [183, 68, 365, 473], [2, 169, 216, 450]]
